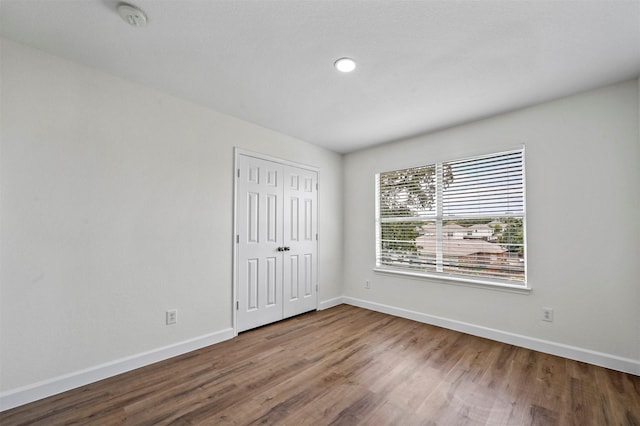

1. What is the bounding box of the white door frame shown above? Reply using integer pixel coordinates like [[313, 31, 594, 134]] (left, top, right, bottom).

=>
[[232, 148, 319, 335]]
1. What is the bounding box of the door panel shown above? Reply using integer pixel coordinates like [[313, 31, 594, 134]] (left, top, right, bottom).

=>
[[237, 155, 284, 332], [283, 165, 317, 318], [289, 255, 299, 300]]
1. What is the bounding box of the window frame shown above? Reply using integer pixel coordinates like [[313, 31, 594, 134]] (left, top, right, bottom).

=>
[[374, 148, 529, 292]]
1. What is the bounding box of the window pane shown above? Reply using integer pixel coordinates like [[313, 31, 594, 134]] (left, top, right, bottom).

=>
[[380, 220, 436, 271], [443, 151, 524, 217], [439, 217, 525, 281], [379, 164, 437, 218]]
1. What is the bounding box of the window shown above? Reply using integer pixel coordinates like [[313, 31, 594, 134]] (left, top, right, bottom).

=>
[[375, 149, 526, 287]]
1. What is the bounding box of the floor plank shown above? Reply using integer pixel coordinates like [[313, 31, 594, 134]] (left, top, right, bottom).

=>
[[1, 305, 638, 425]]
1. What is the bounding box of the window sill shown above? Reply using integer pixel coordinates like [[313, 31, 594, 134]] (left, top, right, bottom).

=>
[[373, 267, 531, 294]]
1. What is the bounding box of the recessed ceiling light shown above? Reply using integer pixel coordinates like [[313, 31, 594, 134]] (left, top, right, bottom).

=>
[[334, 57, 356, 73]]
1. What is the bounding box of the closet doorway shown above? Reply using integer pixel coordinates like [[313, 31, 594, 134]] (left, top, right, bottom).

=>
[[234, 150, 318, 332]]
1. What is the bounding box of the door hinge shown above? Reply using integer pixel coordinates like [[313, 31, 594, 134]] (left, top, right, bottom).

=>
[[316, 182, 318, 190], [316, 233, 318, 241], [237, 169, 240, 178], [236, 301, 239, 310], [236, 234, 239, 243]]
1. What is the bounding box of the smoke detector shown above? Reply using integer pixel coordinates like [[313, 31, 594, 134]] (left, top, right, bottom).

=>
[[117, 3, 147, 27]]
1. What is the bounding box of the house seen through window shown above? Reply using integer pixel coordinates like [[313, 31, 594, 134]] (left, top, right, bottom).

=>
[[375, 149, 526, 286]]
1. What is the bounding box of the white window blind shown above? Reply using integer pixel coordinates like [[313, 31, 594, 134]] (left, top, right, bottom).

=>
[[376, 149, 526, 286]]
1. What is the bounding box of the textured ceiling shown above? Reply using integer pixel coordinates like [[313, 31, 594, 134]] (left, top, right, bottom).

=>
[[1, 0, 639, 153]]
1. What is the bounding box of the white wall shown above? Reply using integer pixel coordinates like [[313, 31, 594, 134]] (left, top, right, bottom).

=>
[[343, 79, 640, 370], [0, 39, 343, 397]]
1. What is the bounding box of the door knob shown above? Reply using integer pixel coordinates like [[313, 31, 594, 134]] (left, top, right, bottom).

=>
[[277, 246, 291, 252]]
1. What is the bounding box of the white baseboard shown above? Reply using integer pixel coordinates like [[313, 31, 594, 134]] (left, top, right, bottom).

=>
[[319, 296, 345, 310], [342, 297, 640, 376], [0, 328, 235, 412]]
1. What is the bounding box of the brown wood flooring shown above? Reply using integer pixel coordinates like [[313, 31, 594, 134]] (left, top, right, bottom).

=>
[[1, 304, 639, 425]]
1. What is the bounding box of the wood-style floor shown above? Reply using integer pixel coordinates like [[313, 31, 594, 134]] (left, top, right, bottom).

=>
[[2, 305, 639, 425]]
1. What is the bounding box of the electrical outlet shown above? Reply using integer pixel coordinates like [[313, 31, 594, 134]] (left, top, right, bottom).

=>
[[365, 280, 371, 289], [542, 307, 553, 322], [166, 309, 177, 325]]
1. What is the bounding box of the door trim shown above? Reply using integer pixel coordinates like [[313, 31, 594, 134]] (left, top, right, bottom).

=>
[[232, 148, 319, 335]]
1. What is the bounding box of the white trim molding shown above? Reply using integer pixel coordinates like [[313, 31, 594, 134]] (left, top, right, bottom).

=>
[[318, 297, 346, 311], [0, 328, 235, 412], [342, 297, 640, 376]]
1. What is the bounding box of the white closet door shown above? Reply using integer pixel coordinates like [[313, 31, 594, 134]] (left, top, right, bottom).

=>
[[282, 165, 318, 318], [236, 155, 284, 332], [236, 154, 318, 332]]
